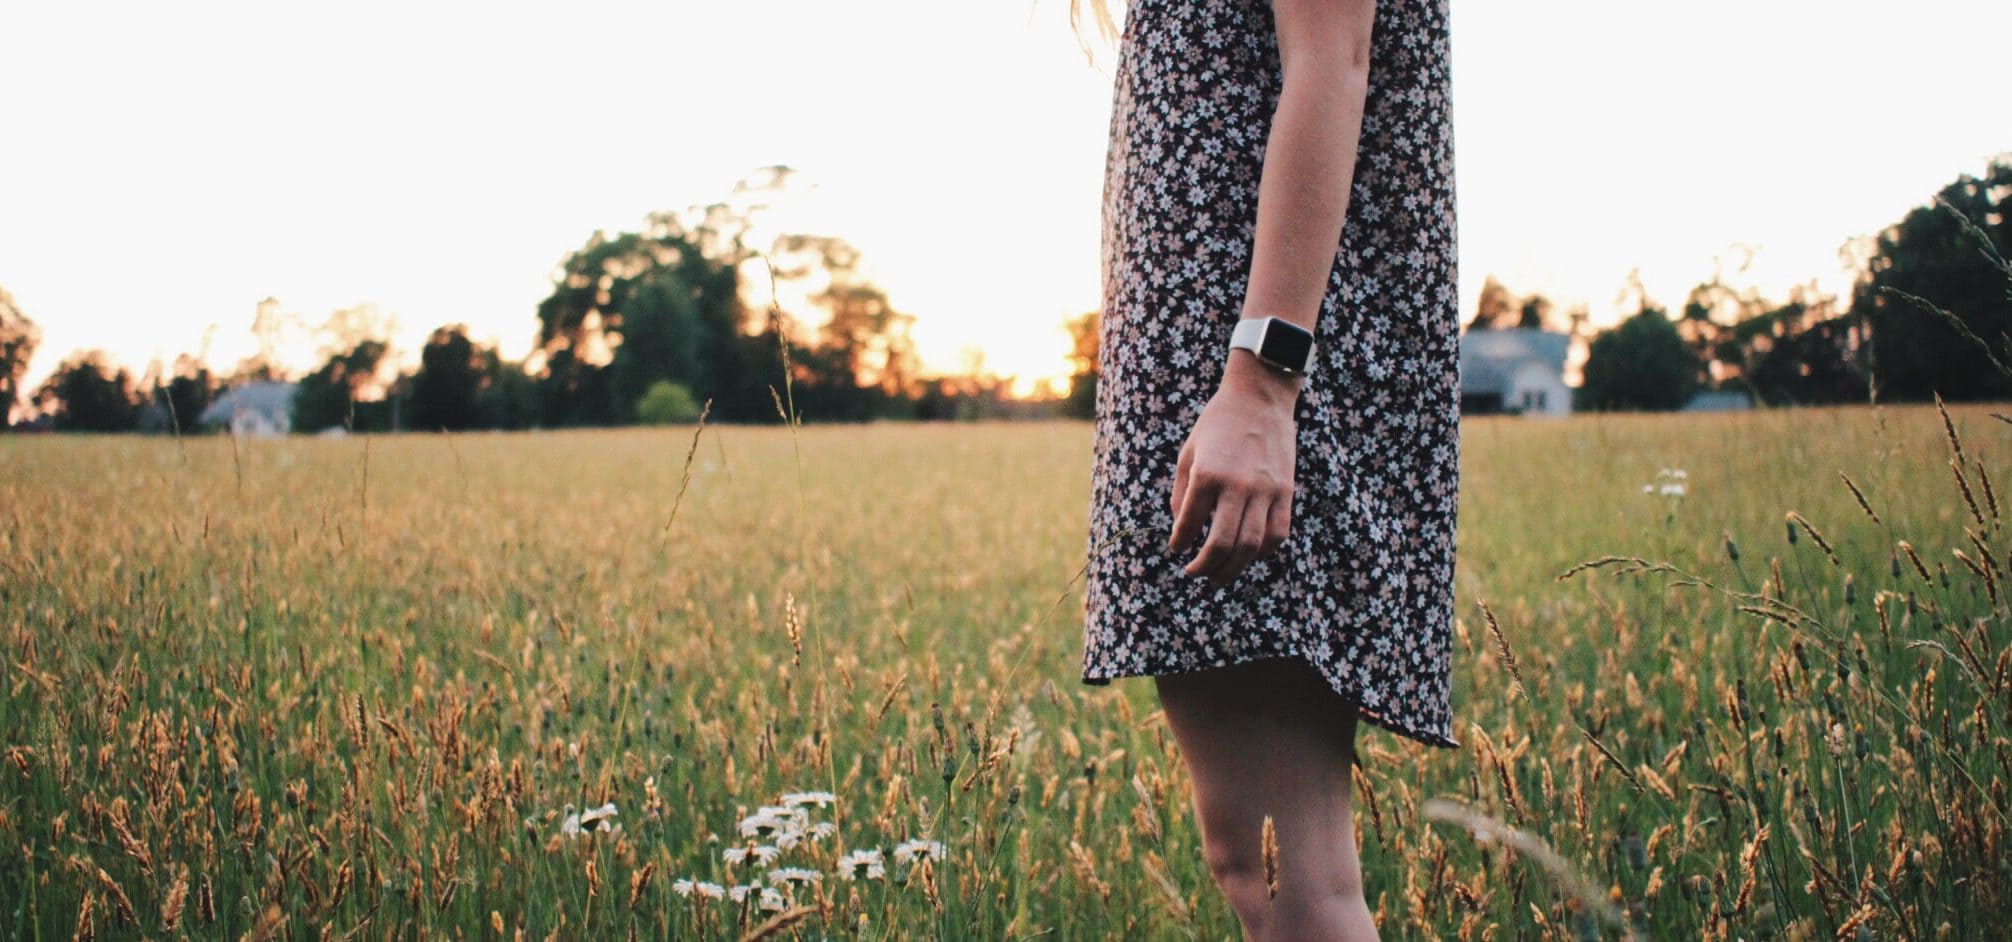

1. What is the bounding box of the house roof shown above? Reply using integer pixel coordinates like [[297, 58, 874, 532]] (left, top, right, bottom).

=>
[[1459, 328, 1569, 396], [198, 381, 298, 426], [1682, 390, 1754, 411]]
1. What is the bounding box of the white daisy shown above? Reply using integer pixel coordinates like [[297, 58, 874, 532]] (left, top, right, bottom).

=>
[[737, 808, 804, 839], [837, 848, 885, 880], [561, 802, 619, 838], [780, 790, 838, 808], [767, 867, 822, 885], [722, 844, 781, 866], [671, 879, 725, 899], [893, 839, 945, 865]]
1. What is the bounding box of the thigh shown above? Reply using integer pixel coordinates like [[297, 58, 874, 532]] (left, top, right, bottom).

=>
[[1154, 656, 1363, 874]]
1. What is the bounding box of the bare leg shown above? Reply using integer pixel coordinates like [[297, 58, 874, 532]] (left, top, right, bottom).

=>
[[1154, 656, 1380, 942]]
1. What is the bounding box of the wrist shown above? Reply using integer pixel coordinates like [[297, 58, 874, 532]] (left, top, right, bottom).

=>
[[1221, 348, 1303, 408]]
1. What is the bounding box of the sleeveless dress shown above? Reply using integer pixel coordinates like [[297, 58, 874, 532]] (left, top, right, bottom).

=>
[[1081, 0, 1460, 748]]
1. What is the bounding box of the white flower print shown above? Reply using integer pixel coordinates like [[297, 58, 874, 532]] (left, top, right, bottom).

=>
[[1084, 0, 1460, 749]]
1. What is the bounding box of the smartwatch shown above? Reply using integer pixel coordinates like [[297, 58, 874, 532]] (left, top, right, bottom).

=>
[[1228, 316, 1316, 375]]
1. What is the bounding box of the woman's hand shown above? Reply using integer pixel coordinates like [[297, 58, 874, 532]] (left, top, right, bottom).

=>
[[1167, 350, 1302, 586]]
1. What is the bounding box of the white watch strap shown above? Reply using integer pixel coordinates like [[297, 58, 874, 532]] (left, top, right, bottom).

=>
[[1228, 317, 1266, 354], [1228, 317, 1315, 372]]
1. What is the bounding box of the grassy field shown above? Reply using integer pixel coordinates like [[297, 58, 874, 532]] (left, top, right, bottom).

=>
[[0, 402, 2006, 940]]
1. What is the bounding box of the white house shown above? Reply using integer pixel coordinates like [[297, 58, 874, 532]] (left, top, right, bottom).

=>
[[1683, 390, 1754, 411], [198, 381, 298, 437], [1458, 328, 1572, 417]]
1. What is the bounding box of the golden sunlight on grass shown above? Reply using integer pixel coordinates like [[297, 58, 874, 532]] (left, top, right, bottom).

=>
[[0, 402, 2005, 938]]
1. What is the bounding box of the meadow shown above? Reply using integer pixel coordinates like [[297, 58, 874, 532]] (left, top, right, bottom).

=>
[[0, 400, 2006, 940]]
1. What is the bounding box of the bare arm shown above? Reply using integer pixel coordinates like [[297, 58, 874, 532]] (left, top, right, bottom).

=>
[[1240, 0, 1377, 370], [1168, 0, 1378, 584]]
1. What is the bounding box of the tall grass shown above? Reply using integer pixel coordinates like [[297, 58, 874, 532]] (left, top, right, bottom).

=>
[[0, 395, 2004, 938]]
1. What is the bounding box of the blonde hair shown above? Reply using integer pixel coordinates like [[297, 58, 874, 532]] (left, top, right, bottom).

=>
[[1069, 0, 1120, 44]]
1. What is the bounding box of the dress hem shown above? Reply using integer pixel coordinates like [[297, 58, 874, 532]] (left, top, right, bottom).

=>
[[1080, 649, 1460, 751]]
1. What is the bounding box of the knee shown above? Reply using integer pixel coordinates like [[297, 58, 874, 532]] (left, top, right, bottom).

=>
[[1202, 832, 1367, 908], [1201, 836, 1262, 892], [1202, 843, 1275, 928]]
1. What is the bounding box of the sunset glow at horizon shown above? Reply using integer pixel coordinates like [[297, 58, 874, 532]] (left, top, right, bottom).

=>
[[3, 0, 2006, 400]]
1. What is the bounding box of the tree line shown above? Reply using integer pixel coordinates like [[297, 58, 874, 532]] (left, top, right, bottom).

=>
[[1, 168, 1062, 435], [4, 159, 2007, 432], [1056, 159, 2012, 418], [1566, 159, 2009, 410]]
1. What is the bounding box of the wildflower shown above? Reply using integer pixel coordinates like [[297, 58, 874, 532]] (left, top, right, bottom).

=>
[[758, 887, 789, 912], [722, 844, 781, 866], [892, 839, 945, 865], [671, 879, 725, 899], [807, 821, 838, 840], [768, 867, 822, 886], [727, 882, 764, 903], [561, 802, 620, 838], [780, 790, 838, 808], [836, 849, 885, 880], [737, 807, 807, 840], [1644, 468, 1687, 497]]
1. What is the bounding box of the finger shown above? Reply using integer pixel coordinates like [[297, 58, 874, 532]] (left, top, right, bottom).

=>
[[1222, 494, 1270, 583], [1185, 484, 1245, 579], [1261, 488, 1292, 558], [1168, 440, 1194, 534], [1168, 460, 1210, 556]]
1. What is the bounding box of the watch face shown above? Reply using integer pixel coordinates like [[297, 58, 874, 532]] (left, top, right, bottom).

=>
[[1259, 319, 1313, 371]]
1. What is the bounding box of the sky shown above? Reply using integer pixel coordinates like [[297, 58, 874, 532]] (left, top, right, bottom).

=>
[[3, 0, 2008, 398]]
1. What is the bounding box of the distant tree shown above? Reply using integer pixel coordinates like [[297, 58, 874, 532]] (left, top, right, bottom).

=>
[[1516, 294, 1553, 330], [410, 325, 489, 431], [609, 274, 710, 422], [1466, 278, 1560, 333], [1741, 300, 1864, 404], [0, 286, 40, 427], [156, 355, 218, 434], [768, 234, 920, 421], [231, 297, 305, 382], [293, 339, 392, 432], [1576, 306, 1699, 411], [477, 356, 540, 430], [1062, 310, 1100, 419], [1853, 158, 2012, 401], [533, 167, 929, 426], [35, 351, 140, 431], [1467, 275, 1518, 330], [635, 380, 702, 424], [316, 303, 397, 363], [535, 216, 739, 426]]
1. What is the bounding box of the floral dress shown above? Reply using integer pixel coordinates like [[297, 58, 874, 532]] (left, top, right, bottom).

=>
[[1081, 0, 1461, 748]]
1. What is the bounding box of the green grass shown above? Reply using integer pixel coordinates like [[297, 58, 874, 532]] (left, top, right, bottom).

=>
[[0, 402, 2005, 939]]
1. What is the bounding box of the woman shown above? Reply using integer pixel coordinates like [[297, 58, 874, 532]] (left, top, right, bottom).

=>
[[1077, 0, 1460, 938]]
